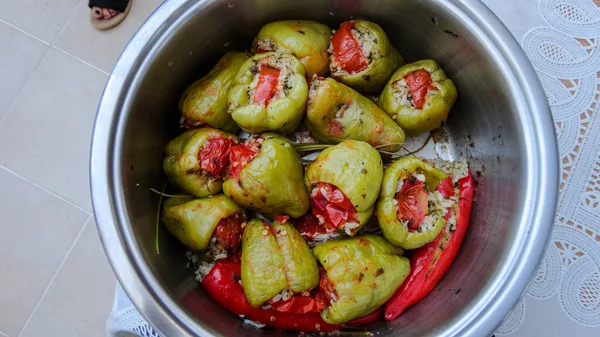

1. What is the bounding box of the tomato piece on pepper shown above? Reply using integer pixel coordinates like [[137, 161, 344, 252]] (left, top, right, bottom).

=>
[[331, 21, 369, 74], [253, 65, 281, 107], [227, 138, 261, 179], [311, 182, 359, 230], [315, 267, 338, 304], [213, 214, 244, 253], [405, 69, 437, 109], [435, 176, 455, 198], [198, 137, 236, 177], [269, 295, 326, 314], [395, 177, 429, 230]]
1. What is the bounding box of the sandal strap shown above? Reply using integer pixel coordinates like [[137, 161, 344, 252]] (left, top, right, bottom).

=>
[[88, 0, 129, 12]]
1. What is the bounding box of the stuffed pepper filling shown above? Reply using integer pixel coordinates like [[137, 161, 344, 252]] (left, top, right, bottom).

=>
[[310, 182, 360, 236], [242, 56, 296, 108], [294, 213, 344, 247], [208, 212, 246, 259], [329, 21, 376, 75], [255, 38, 288, 54], [227, 136, 263, 179], [198, 137, 237, 178], [392, 69, 438, 110], [180, 115, 207, 129]]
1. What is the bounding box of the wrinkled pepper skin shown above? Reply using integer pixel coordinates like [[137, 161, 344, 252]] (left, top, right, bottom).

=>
[[305, 77, 406, 152], [252, 21, 331, 78], [178, 51, 249, 132], [223, 133, 309, 218], [163, 128, 238, 197], [202, 261, 381, 332], [305, 140, 383, 229], [228, 52, 308, 134], [330, 21, 405, 94], [377, 157, 449, 249], [384, 174, 474, 320], [312, 234, 410, 324], [161, 195, 243, 251], [379, 59, 458, 135], [241, 219, 319, 307]]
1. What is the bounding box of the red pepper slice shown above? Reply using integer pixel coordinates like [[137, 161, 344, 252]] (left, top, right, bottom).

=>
[[384, 174, 475, 321], [405, 70, 437, 109], [198, 137, 236, 177], [311, 182, 359, 231], [331, 21, 369, 74], [213, 214, 244, 253], [253, 65, 280, 107], [435, 176, 455, 198], [395, 178, 429, 231], [227, 139, 261, 179], [269, 295, 326, 314]]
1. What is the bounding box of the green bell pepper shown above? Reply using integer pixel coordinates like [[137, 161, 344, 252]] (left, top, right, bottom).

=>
[[223, 133, 309, 218], [252, 20, 331, 78], [305, 77, 406, 152], [329, 20, 405, 94], [161, 194, 243, 251], [312, 234, 410, 324], [228, 52, 308, 134], [163, 128, 238, 197], [377, 157, 450, 249], [304, 140, 383, 233], [178, 51, 249, 132], [241, 218, 319, 307], [379, 59, 458, 135]]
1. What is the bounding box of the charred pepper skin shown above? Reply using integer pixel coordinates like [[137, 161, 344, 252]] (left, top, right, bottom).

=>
[[379, 59, 458, 135], [241, 219, 319, 308], [228, 52, 308, 134], [252, 21, 331, 78], [305, 77, 406, 152], [178, 51, 249, 132], [330, 20, 405, 94], [305, 140, 384, 232], [384, 174, 474, 320], [161, 195, 243, 252], [377, 157, 449, 249], [312, 234, 410, 324], [163, 128, 238, 197], [223, 133, 310, 218]]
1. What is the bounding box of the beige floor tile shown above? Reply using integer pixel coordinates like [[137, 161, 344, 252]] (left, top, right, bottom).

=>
[[0, 22, 48, 121], [0, 167, 89, 336], [19, 218, 116, 337], [54, 0, 164, 73], [0, 0, 79, 43], [0, 48, 107, 212]]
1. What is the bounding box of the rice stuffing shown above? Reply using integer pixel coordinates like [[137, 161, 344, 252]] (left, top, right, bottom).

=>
[[186, 250, 216, 282]]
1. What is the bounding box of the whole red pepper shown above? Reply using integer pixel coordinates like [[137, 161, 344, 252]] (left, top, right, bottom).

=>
[[331, 21, 369, 74], [405, 69, 437, 109], [384, 174, 475, 321], [253, 65, 280, 107], [202, 260, 381, 331]]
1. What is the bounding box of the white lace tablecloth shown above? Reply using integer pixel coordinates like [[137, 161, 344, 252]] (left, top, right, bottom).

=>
[[106, 0, 600, 336]]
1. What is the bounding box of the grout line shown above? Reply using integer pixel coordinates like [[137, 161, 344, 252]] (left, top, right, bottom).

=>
[[16, 215, 93, 337], [53, 46, 110, 76], [0, 18, 50, 46], [0, 164, 92, 215]]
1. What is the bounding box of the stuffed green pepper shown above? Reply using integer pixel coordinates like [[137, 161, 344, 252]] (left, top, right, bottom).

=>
[[312, 234, 410, 324], [163, 128, 238, 197], [304, 140, 383, 236], [178, 51, 249, 132], [228, 52, 308, 134], [223, 133, 310, 218], [161, 194, 246, 258], [241, 218, 319, 308], [305, 77, 405, 152], [379, 59, 457, 135], [252, 20, 331, 78], [377, 157, 458, 249], [329, 20, 404, 93]]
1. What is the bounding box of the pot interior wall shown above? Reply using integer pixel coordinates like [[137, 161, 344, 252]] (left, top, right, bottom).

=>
[[117, 0, 524, 335]]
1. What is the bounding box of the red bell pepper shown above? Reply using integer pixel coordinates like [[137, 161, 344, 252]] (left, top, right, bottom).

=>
[[253, 65, 280, 107], [311, 182, 359, 231], [202, 261, 382, 331], [198, 137, 237, 177], [405, 69, 437, 109], [435, 176, 455, 198], [331, 21, 369, 74], [384, 174, 475, 321]]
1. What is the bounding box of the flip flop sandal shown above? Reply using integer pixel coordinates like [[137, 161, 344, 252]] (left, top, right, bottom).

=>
[[89, 0, 132, 31]]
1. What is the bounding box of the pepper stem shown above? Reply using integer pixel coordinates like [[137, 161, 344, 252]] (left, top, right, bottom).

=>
[[293, 143, 333, 152], [377, 133, 433, 157], [154, 182, 168, 255]]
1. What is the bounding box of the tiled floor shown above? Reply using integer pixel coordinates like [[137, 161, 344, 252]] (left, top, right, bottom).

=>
[[0, 1, 163, 336]]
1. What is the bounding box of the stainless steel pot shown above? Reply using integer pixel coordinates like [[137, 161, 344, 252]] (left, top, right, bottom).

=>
[[90, 0, 559, 336]]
